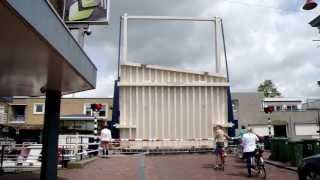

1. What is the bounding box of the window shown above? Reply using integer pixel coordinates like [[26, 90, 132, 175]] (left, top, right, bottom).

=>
[[11, 105, 26, 122], [292, 105, 297, 111], [33, 103, 45, 114], [276, 106, 282, 111], [84, 104, 92, 116], [232, 99, 239, 112], [83, 104, 108, 117]]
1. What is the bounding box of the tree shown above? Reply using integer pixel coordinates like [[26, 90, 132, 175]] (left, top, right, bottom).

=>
[[257, 80, 281, 97]]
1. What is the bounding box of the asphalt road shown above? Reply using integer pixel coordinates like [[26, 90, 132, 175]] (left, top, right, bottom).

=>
[[0, 154, 299, 180]]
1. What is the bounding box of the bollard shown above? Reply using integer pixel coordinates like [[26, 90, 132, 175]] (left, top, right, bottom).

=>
[[80, 137, 83, 160]]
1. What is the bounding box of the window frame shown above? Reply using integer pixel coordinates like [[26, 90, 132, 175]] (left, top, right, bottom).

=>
[[33, 103, 45, 114]]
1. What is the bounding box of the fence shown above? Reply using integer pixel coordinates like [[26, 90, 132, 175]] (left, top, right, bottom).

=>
[[0, 137, 100, 173]]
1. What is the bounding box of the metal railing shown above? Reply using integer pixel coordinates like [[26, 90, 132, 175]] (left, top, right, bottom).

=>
[[0, 140, 100, 173]]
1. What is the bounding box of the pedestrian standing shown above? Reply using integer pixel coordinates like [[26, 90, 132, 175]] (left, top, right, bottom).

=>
[[100, 124, 112, 157]]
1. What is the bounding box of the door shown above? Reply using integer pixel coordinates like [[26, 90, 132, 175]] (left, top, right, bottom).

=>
[[274, 125, 287, 137]]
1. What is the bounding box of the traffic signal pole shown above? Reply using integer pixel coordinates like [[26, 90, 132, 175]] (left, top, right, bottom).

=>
[[264, 106, 274, 137], [91, 104, 102, 155], [268, 112, 272, 137], [94, 110, 98, 143]]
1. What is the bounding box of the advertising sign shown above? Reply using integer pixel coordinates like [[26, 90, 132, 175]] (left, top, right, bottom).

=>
[[64, 0, 109, 25]]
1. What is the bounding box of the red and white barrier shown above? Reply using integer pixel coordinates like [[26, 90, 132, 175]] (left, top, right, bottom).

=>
[[110, 138, 214, 142]]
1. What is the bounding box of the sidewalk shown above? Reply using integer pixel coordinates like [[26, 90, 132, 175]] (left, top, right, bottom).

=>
[[265, 159, 297, 172], [263, 151, 297, 172]]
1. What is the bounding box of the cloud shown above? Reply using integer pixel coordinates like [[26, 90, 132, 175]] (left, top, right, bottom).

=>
[[73, 0, 320, 98]]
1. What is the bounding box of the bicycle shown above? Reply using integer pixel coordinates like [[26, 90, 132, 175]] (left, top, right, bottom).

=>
[[250, 144, 266, 179], [214, 142, 226, 171]]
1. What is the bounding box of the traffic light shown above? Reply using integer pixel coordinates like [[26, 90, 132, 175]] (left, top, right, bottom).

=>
[[91, 103, 103, 111], [264, 106, 274, 114]]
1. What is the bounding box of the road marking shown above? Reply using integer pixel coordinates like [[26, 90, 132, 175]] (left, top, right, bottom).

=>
[[139, 153, 146, 180]]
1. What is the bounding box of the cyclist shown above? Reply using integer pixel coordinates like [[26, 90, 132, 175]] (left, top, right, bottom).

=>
[[214, 125, 230, 169], [239, 125, 247, 137], [241, 128, 259, 177], [238, 125, 247, 158]]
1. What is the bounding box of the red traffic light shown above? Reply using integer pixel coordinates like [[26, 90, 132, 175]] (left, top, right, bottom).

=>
[[95, 104, 102, 110], [264, 106, 274, 114], [91, 103, 103, 111]]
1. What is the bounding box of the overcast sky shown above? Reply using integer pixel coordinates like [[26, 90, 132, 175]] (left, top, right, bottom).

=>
[[72, 0, 320, 98]]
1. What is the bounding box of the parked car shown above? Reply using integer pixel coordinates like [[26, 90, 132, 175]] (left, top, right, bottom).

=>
[[298, 154, 320, 180]]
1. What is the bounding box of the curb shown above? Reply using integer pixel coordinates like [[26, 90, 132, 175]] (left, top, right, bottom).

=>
[[265, 160, 297, 172], [66, 157, 98, 169]]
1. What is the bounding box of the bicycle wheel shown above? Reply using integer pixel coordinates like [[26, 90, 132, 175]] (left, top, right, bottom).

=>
[[257, 166, 266, 179]]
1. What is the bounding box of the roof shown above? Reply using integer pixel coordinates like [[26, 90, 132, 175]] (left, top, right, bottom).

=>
[[60, 114, 108, 121], [0, 97, 12, 103], [264, 97, 304, 102], [0, 0, 97, 96]]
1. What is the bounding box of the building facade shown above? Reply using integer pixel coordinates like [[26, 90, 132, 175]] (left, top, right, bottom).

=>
[[0, 97, 113, 142], [232, 92, 319, 138]]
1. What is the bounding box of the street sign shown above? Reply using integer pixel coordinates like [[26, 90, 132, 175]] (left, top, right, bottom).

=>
[[63, 0, 110, 25]]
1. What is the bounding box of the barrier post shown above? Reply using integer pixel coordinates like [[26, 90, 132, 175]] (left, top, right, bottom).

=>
[[80, 136, 83, 160]]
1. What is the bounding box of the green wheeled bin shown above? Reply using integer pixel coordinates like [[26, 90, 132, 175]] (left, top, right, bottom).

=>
[[270, 138, 277, 160], [278, 138, 289, 162], [302, 139, 320, 157], [288, 140, 303, 166], [270, 138, 280, 161]]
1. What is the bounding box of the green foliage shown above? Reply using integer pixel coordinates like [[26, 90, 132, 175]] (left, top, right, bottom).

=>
[[257, 80, 281, 97]]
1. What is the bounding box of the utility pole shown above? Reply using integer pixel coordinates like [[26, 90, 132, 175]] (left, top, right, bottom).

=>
[[91, 104, 102, 155]]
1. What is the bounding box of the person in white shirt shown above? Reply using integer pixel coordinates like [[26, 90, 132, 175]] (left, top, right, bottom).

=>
[[241, 128, 259, 177], [100, 125, 112, 157]]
